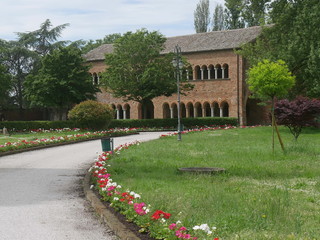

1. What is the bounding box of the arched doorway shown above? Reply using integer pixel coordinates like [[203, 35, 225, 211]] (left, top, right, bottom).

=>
[[163, 103, 170, 119]]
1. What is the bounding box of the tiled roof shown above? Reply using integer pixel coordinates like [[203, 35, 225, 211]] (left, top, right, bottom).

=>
[[84, 26, 262, 61]]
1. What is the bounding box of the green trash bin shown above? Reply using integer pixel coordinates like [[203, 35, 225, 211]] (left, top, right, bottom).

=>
[[101, 137, 114, 152]]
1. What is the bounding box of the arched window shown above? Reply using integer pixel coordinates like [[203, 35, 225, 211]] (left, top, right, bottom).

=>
[[223, 64, 229, 79], [117, 105, 123, 119], [215, 64, 222, 79], [203, 102, 211, 117], [123, 104, 130, 119], [171, 103, 178, 118], [111, 104, 116, 119], [92, 73, 99, 85], [195, 102, 202, 117], [221, 102, 229, 117], [208, 65, 214, 79], [181, 103, 186, 118], [163, 103, 170, 119], [213, 102, 220, 117], [202, 65, 208, 80], [186, 66, 193, 81], [194, 66, 201, 80], [187, 102, 194, 118]]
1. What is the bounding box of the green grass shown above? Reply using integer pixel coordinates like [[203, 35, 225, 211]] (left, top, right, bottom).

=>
[[108, 126, 320, 239], [0, 130, 83, 145]]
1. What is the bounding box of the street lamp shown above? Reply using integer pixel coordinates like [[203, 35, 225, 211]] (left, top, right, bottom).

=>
[[172, 45, 184, 141]]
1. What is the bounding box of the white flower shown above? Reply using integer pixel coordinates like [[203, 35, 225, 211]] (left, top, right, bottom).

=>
[[160, 218, 166, 223], [176, 220, 181, 224], [116, 185, 122, 189], [90, 185, 94, 189], [113, 197, 119, 201]]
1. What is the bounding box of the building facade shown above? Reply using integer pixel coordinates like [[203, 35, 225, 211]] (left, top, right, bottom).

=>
[[84, 26, 269, 126]]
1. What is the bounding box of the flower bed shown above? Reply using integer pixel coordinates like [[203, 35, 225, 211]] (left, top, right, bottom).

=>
[[0, 128, 138, 153], [90, 141, 219, 240]]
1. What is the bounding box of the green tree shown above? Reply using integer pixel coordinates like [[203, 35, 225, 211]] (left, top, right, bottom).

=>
[[0, 64, 11, 111], [194, 0, 211, 33], [212, 4, 225, 31], [242, 0, 271, 27], [0, 39, 38, 112], [102, 29, 192, 119], [17, 19, 69, 56], [77, 33, 122, 54], [247, 59, 295, 152], [224, 0, 245, 29], [24, 46, 99, 120], [239, 0, 320, 98]]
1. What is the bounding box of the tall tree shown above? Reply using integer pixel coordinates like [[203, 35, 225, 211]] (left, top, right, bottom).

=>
[[212, 4, 225, 31], [0, 64, 11, 112], [0, 39, 37, 112], [24, 46, 99, 120], [17, 19, 69, 56], [239, 0, 320, 98], [101, 29, 192, 119], [194, 0, 211, 33], [242, 0, 271, 27], [224, 0, 245, 29]]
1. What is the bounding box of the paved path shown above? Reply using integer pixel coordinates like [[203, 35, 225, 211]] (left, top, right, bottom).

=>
[[0, 132, 169, 240]]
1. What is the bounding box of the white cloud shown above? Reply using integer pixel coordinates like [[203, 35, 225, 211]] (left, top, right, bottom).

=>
[[0, 0, 225, 41]]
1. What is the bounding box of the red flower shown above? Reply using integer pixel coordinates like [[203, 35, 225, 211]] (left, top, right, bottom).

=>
[[151, 210, 171, 220]]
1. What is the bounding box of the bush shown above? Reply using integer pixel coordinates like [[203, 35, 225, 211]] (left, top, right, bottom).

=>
[[275, 97, 320, 140], [68, 100, 114, 130]]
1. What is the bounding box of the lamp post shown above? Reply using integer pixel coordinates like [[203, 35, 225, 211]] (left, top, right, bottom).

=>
[[172, 45, 184, 141]]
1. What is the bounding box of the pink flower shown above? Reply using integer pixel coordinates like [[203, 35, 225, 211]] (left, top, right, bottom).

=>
[[179, 226, 187, 231], [169, 223, 177, 230], [107, 186, 116, 191]]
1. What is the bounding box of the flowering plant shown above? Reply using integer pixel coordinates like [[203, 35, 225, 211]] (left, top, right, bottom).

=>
[[90, 139, 220, 240], [0, 128, 137, 153]]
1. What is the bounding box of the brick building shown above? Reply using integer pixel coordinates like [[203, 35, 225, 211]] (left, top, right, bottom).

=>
[[84, 26, 269, 126]]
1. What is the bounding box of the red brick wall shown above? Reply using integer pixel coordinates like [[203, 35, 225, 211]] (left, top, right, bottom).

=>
[[88, 49, 268, 125]]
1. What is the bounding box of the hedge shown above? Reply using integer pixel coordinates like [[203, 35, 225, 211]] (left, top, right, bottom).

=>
[[0, 117, 238, 132], [0, 121, 78, 132], [108, 117, 238, 129]]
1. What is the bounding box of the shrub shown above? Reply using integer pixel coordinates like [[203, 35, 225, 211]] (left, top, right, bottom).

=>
[[275, 96, 320, 140], [68, 100, 114, 130], [108, 117, 238, 129]]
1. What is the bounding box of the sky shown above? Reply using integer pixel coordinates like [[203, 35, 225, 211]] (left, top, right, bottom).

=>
[[0, 0, 225, 42]]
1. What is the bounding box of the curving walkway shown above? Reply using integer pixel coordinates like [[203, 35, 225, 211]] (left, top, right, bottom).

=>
[[0, 132, 169, 240]]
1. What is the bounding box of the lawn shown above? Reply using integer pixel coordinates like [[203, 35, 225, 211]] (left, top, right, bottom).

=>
[[0, 129, 82, 145], [106, 126, 320, 239]]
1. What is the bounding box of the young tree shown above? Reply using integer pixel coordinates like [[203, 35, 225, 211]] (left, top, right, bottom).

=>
[[24, 46, 99, 120], [247, 59, 295, 152], [212, 4, 225, 31], [101, 29, 192, 119], [194, 0, 211, 33], [275, 97, 320, 141], [224, 0, 245, 29]]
